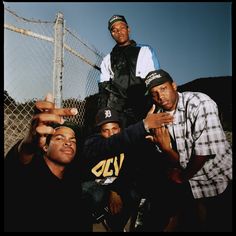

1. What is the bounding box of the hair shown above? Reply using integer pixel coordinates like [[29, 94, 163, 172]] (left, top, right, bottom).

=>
[[45, 121, 82, 146]]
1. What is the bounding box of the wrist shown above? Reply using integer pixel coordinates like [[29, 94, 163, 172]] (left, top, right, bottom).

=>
[[143, 119, 150, 133]]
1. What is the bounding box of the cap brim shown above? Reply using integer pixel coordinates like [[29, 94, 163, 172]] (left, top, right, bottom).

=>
[[96, 119, 120, 127], [109, 20, 127, 30]]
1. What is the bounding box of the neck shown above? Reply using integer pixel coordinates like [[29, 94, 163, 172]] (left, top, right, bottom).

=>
[[44, 156, 65, 179], [117, 40, 132, 47]]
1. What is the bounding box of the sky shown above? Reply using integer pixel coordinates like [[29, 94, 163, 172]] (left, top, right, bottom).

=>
[[4, 2, 232, 93]]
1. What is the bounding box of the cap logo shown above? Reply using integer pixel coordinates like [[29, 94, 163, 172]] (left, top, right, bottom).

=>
[[145, 73, 162, 86], [110, 16, 123, 23], [104, 109, 112, 118]]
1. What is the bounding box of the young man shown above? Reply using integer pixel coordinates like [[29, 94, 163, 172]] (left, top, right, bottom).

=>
[[81, 107, 142, 232], [81, 101, 175, 232], [4, 95, 92, 232], [98, 15, 160, 127], [144, 69, 232, 232]]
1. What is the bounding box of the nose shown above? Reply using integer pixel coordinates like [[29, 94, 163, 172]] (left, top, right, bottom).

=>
[[113, 28, 123, 34], [64, 139, 72, 146], [159, 92, 165, 101], [109, 130, 114, 136]]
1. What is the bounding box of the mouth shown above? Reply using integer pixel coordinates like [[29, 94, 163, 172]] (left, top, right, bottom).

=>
[[160, 101, 168, 106], [117, 35, 125, 40], [61, 148, 74, 155]]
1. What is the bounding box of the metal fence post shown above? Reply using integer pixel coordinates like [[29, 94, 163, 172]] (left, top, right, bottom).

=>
[[52, 12, 64, 108]]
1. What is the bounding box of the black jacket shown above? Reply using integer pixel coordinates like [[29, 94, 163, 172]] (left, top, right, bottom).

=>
[[80, 121, 149, 196], [98, 41, 150, 126]]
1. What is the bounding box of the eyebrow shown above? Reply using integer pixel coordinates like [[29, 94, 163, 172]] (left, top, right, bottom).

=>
[[111, 24, 128, 30], [53, 134, 76, 139]]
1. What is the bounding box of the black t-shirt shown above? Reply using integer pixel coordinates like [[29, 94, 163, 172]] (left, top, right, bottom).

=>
[[4, 142, 92, 232]]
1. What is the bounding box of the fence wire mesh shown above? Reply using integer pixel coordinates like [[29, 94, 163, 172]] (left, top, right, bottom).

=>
[[4, 7, 104, 156]]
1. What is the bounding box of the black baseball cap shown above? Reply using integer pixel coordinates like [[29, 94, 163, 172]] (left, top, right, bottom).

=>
[[108, 15, 128, 31], [95, 107, 120, 127], [145, 69, 173, 92]]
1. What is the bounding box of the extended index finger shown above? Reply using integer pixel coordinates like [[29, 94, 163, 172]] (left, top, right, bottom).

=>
[[35, 101, 55, 111], [49, 108, 78, 116], [35, 101, 78, 116]]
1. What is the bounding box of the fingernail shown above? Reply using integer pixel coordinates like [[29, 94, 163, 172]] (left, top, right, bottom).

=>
[[70, 108, 78, 115], [60, 118, 64, 124], [46, 93, 54, 102]]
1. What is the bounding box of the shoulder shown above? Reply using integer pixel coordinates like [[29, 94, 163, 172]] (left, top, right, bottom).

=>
[[136, 43, 152, 49], [101, 53, 111, 63], [179, 91, 217, 114], [137, 44, 157, 57], [137, 43, 154, 51], [181, 91, 215, 104]]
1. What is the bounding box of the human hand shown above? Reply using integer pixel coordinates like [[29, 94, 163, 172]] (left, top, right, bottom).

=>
[[144, 105, 173, 130], [168, 168, 183, 184], [146, 126, 172, 152], [21, 93, 78, 152], [108, 191, 123, 215]]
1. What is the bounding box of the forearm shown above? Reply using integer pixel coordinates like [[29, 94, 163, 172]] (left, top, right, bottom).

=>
[[83, 121, 147, 159], [17, 138, 36, 164], [163, 148, 180, 167], [5, 139, 33, 167], [180, 155, 210, 182]]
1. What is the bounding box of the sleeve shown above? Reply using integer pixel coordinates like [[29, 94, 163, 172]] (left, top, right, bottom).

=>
[[82, 121, 147, 162], [98, 54, 112, 109], [136, 45, 160, 78], [100, 54, 112, 82], [191, 98, 225, 156]]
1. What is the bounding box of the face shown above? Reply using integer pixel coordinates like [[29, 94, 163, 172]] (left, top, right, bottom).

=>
[[150, 82, 178, 111], [100, 122, 121, 138], [110, 21, 131, 46], [43, 126, 77, 165]]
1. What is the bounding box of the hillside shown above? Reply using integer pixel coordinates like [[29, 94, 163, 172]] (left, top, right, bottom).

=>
[[178, 76, 232, 131]]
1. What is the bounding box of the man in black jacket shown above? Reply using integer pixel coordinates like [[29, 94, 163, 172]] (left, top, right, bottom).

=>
[[98, 15, 161, 128], [81, 104, 176, 232], [81, 107, 143, 231]]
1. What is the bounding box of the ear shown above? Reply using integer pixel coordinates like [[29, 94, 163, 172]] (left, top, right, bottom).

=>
[[42, 144, 48, 153], [127, 27, 131, 34], [172, 82, 177, 91]]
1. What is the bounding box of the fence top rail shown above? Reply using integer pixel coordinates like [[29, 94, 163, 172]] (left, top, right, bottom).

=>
[[5, 7, 54, 24]]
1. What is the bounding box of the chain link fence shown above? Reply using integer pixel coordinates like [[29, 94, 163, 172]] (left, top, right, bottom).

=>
[[4, 7, 104, 156]]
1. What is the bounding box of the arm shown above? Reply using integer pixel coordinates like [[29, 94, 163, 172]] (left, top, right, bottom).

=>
[[83, 105, 174, 161], [108, 190, 123, 215], [168, 155, 212, 184], [168, 94, 219, 183], [98, 54, 112, 109], [147, 126, 180, 166], [17, 93, 78, 164], [151, 127, 212, 183], [137, 45, 160, 78]]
